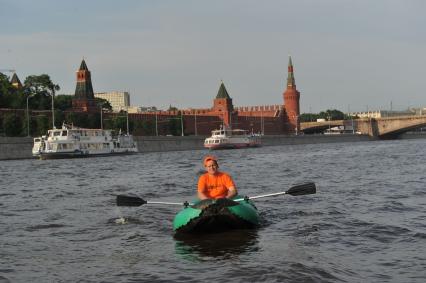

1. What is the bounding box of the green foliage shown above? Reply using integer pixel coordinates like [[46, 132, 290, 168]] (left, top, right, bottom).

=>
[[95, 98, 112, 111], [2, 113, 23, 136], [34, 115, 49, 136], [300, 109, 347, 122], [65, 112, 89, 127], [168, 105, 178, 112], [318, 109, 345, 120], [168, 116, 182, 136], [55, 95, 73, 111], [23, 74, 61, 111], [142, 120, 155, 135], [133, 120, 155, 136], [299, 113, 320, 122]]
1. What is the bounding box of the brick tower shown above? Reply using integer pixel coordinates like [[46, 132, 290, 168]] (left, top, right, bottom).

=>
[[212, 81, 234, 126], [72, 59, 98, 112], [283, 56, 300, 133]]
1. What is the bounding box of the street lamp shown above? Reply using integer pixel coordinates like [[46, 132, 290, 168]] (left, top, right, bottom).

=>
[[180, 110, 184, 136], [47, 89, 56, 129], [328, 114, 331, 133], [155, 111, 158, 136], [126, 107, 130, 135], [26, 94, 35, 137], [295, 115, 299, 136], [99, 104, 103, 130], [194, 111, 197, 136]]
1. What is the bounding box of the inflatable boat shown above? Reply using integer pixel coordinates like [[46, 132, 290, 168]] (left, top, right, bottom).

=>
[[173, 197, 259, 234]]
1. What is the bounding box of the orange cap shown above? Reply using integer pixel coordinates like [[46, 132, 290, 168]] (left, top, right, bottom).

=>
[[203, 155, 218, 166]]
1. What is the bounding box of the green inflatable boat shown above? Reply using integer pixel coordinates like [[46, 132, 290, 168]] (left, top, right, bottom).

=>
[[173, 197, 259, 234]]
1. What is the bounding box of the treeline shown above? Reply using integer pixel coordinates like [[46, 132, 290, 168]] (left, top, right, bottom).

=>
[[0, 107, 183, 137], [299, 109, 356, 122], [0, 73, 174, 137]]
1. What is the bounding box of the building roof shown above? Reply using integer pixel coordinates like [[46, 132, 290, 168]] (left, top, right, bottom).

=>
[[79, 59, 89, 71], [216, 82, 231, 99], [10, 73, 23, 88]]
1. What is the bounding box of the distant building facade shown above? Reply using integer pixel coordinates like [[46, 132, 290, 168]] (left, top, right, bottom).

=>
[[94, 91, 130, 112], [350, 110, 416, 118]]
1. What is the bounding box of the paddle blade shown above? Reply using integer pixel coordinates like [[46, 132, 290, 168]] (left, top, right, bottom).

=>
[[116, 195, 147, 207], [286, 182, 316, 196]]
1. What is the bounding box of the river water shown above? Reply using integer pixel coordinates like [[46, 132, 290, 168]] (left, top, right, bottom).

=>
[[1, 138, 425, 282]]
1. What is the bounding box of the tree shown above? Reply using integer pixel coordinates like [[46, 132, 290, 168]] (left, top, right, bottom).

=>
[[0, 73, 18, 108], [95, 98, 112, 112], [23, 74, 60, 110], [318, 109, 345, 120], [299, 113, 320, 122], [55, 95, 73, 111], [2, 113, 23, 136], [34, 115, 49, 136], [168, 105, 178, 112]]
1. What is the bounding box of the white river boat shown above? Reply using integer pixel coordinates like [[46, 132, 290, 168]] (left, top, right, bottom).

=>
[[32, 123, 138, 160], [204, 126, 261, 150]]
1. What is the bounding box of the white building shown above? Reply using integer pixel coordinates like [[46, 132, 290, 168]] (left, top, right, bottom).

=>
[[349, 109, 416, 118], [94, 91, 130, 112]]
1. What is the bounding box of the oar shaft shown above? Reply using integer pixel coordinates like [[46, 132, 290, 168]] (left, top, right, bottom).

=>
[[147, 201, 187, 205], [234, 191, 288, 202]]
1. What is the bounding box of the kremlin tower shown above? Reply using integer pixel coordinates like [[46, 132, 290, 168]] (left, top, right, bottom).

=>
[[283, 56, 300, 133], [212, 81, 234, 126], [72, 59, 98, 112]]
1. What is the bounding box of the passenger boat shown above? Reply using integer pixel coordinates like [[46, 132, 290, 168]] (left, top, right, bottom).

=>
[[204, 126, 261, 150], [173, 197, 259, 234], [32, 123, 138, 160]]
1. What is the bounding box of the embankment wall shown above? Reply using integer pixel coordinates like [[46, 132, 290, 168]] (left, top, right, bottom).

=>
[[2, 133, 424, 161]]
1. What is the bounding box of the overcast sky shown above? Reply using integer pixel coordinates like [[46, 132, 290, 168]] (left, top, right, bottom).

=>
[[1, 0, 425, 113]]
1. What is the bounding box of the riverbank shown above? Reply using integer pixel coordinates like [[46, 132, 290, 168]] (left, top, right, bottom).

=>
[[1, 133, 425, 160]]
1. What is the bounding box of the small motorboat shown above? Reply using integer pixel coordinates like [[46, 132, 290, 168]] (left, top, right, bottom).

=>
[[204, 125, 261, 150], [173, 197, 259, 234]]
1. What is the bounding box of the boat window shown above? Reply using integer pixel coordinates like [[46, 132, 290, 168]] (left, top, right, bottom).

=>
[[53, 131, 61, 137], [62, 130, 67, 136], [34, 138, 40, 142]]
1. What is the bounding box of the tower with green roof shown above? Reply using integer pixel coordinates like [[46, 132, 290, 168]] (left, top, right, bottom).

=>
[[212, 81, 234, 127]]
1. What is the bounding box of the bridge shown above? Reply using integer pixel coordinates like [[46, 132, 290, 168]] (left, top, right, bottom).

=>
[[300, 115, 426, 138]]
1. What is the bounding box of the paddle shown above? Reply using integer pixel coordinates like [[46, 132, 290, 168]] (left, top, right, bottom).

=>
[[233, 182, 316, 202], [116, 194, 188, 207], [116, 182, 316, 207]]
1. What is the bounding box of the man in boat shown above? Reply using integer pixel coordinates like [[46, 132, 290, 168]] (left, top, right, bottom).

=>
[[198, 155, 238, 200]]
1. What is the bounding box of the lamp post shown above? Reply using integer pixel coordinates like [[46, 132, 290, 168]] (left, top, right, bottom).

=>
[[155, 111, 158, 136], [100, 105, 103, 130], [295, 115, 299, 136], [194, 111, 197, 136], [126, 107, 129, 135], [180, 111, 184, 136], [328, 114, 331, 133], [26, 94, 35, 137], [50, 89, 55, 129]]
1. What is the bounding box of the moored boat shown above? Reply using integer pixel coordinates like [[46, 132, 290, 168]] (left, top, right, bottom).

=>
[[173, 197, 259, 234], [204, 126, 261, 150], [32, 123, 138, 159]]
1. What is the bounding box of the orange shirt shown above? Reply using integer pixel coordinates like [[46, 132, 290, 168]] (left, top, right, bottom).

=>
[[198, 172, 236, 199]]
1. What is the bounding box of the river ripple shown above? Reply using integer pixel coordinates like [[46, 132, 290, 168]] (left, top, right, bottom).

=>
[[0, 138, 425, 282]]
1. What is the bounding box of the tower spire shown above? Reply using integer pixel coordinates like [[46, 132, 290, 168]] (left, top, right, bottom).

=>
[[287, 55, 296, 88]]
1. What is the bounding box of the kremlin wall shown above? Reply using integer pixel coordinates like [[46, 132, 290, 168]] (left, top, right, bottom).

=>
[[71, 57, 301, 136]]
